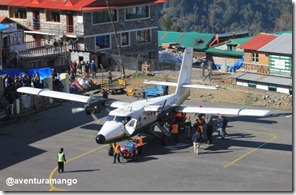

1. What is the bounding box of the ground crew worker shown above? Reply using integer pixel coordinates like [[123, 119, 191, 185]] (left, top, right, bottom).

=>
[[112, 142, 121, 164], [171, 122, 179, 143], [185, 116, 192, 140], [57, 148, 66, 173], [136, 134, 143, 156]]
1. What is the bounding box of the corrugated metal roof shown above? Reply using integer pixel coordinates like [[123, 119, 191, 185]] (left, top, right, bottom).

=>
[[0, 0, 166, 11], [238, 33, 278, 50], [205, 48, 243, 57], [257, 34, 292, 55], [232, 72, 292, 86], [158, 31, 215, 51], [0, 16, 6, 22], [275, 30, 292, 35]]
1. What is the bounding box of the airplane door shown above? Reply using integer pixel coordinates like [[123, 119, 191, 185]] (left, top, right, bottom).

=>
[[124, 118, 137, 135]]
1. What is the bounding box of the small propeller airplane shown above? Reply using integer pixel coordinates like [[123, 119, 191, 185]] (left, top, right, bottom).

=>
[[17, 48, 271, 149]]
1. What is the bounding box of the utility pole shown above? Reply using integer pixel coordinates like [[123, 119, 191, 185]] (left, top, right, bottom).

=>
[[105, 0, 125, 78]]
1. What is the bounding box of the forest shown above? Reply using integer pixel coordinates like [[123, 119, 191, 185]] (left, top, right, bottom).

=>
[[158, 0, 292, 35]]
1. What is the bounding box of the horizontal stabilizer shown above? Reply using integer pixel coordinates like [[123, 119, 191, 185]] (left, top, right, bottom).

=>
[[143, 80, 217, 90], [17, 87, 90, 103], [182, 84, 218, 90], [176, 106, 271, 117], [143, 80, 177, 86]]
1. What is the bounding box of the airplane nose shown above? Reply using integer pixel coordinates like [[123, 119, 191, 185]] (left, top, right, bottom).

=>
[[95, 134, 106, 144]]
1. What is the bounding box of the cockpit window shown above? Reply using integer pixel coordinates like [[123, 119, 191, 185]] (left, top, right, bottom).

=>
[[106, 115, 115, 121], [115, 116, 126, 123], [106, 115, 131, 123]]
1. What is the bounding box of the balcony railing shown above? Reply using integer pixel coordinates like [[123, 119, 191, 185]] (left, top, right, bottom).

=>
[[28, 22, 84, 36], [16, 42, 83, 58], [17, 44, 70, 58]]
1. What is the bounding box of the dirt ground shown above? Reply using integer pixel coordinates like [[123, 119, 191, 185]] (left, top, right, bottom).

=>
[[125, 69, 292, 110]]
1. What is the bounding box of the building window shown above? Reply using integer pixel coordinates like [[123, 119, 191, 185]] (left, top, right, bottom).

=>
[[96, 35, 110, 49], [9, 7, 27, 19], [137, 29, 151, 44], [252, 53, 259, 63], [227, 44, 236, 51], [121, 32, 130, 47], [126, 5, 149, 20], [46, 10, 60, 22], [92, 9, 117, 24]]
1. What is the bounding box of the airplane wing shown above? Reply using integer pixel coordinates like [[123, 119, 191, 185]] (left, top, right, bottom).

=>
[[105, 100, 130, 108], [17, 87, 90, 103], [143, 80, 218, 90], [175, 106, 271, 117]]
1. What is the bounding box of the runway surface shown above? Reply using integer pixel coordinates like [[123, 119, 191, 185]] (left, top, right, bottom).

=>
[[0, 93, 292, 192]]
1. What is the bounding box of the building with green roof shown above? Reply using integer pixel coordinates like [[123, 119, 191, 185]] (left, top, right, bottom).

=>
[[158, 31, 215, 52], [205, 36, 253, 72]]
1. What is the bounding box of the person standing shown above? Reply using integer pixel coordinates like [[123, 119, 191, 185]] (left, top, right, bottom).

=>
[[171, 122, 179, 144], [57, 148, 66, 173], [90, 60, 97, 79], [4, 82, 15, 116], [107, 71, 112, 85], [192, 131, 202, 155], [204, 114, 214, 144], [136, 134, 143, 156], [184, 116, 192, 140], [112, 142, 121, 164], [71, 60, 77, 76], [217, 114, 228, 139], [102, 89, 108, 99]]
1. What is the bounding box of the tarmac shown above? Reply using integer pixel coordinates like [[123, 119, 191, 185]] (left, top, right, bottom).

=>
[[0, 91, 293, 192], [0, 68, 293, 192]]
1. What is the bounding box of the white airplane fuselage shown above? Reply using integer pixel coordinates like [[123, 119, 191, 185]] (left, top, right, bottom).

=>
[[95, 91, 189, 144]]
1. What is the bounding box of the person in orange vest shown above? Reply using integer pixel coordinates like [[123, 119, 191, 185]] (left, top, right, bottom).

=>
[[136, 134, 144, 156], [171, 122, 179, 144], [195, 114, 204, 134], [112, 142, 121, 164]]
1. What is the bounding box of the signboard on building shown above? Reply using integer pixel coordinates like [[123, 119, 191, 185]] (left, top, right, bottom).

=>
[[269, 55, 292, 77]]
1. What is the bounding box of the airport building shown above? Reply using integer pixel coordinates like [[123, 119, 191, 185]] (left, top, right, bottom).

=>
[[0, 0, 167, 71]]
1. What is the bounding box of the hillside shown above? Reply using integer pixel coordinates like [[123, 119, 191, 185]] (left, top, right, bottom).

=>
[[158, 0, 292, 35]]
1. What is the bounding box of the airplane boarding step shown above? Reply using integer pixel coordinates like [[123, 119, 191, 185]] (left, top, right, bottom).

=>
[[157, 123, 171, 137]]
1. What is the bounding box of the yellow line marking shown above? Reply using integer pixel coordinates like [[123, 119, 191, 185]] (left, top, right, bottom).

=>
[[49, 144, 108, 191], [223, 129, 277, 169]]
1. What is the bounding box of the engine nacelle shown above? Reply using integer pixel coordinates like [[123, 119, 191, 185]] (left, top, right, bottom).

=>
[[85, 99, 107, 115]]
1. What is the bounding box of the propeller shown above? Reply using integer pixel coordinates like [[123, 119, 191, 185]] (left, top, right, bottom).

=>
[[71, 107, 85, 114], [71, 92, 95, 114], [91, 113, 100, 123]]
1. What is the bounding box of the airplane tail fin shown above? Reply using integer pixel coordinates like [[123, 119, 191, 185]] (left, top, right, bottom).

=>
[[174, 48, 193, 98]]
